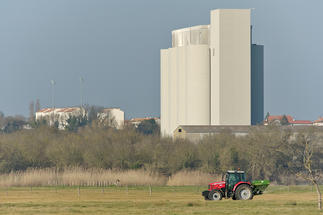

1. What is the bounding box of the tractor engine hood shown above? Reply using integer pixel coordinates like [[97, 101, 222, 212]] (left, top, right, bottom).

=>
[[208, 181, 225, 190]]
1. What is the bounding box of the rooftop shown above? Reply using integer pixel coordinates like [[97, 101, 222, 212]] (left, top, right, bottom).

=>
[[291, 120, 312, 124], [37, 107, 82, 113], [266, 115, 294, 123]]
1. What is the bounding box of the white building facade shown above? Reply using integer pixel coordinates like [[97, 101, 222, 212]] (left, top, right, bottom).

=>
[[97, 108, 125, 129], [36, 107, 125, 130], [161, 9, 263, 136], [35, 107, 85, 130]]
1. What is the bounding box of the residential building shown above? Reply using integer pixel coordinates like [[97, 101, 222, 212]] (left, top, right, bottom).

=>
[[264, 115, 294, 125], [264, 115, 312, 126], [36, 107, 125, 130], [314, 117, 323, 126], [290, 120, 313, 126], [35, 107, 85, 130]]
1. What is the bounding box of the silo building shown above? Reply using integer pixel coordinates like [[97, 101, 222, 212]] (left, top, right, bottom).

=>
[[160, 9, 264, 137]]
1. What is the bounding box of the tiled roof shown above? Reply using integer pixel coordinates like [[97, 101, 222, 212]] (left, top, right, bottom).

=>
[[291, 120, 312, 124], [314, 117, 323, 123], [266, 115, 313, 124], [37, 108, 53, 113], [37, 107, 81, 113], [130, 117, 159, 122], [266, 115, 294, 123]]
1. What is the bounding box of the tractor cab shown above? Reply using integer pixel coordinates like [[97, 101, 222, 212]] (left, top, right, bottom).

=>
[[223, 170, 247, 197]]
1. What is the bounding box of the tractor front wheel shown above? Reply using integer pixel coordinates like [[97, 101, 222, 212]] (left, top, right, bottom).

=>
[[235, 185, 254, 200], [208, 190, 223, 201]]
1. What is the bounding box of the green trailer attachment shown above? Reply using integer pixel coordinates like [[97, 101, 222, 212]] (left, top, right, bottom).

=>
[[251, 180, 270, 195]]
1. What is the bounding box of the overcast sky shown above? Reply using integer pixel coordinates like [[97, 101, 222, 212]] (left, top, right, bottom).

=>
[[0, 0, 322, 120]]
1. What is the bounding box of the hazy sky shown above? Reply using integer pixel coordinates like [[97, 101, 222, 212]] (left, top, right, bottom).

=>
[[0, 0, 323, 120]]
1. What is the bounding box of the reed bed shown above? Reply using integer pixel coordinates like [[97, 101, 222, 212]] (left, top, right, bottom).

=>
[[0, 168, 167, 187], [0, 168, 222, 187]]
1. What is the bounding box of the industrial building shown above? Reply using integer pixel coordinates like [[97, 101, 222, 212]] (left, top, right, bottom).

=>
[[160, 9, 264, 137], [173, 125, 251, 143]]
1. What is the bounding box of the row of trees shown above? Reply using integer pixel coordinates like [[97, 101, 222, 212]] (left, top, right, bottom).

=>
[[0, 112, 27, 133], [0, 124, 321, 184]]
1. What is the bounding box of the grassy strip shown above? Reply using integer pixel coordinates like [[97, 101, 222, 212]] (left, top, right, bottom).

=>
[[0, 185, 320, 215]]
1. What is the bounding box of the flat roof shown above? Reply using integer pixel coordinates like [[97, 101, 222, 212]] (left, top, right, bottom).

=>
[[175, 125, 251, 134]]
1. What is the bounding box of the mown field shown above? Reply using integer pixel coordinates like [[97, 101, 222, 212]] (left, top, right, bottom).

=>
[[0, 185, 322, 215]]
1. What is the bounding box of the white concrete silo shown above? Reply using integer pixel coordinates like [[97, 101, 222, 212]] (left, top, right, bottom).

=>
[[210, 9, 251, 125], [161, 9, 259, 138], [160, 49, 169, 136], [161, 25, 210, 136]]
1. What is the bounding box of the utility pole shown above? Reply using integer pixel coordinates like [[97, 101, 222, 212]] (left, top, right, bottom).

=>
[[80, 77, 84, 108], [50, 80, 56, 126], [50, 80, 56, 109]]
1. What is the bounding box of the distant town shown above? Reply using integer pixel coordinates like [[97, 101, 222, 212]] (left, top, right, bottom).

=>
[[0, 104, 160, 135], [1, 102, 323, 142]]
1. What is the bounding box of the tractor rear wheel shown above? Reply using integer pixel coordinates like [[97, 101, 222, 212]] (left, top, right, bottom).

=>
[[208, 190, 223, 201], [235, 185, 253, 200]]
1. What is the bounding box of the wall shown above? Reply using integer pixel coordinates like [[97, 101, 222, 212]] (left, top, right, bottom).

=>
[[160, 45, 210, 136], [98, 108, 125, 129], [251, 44, 264, 125], [210, 9, 251, 125]]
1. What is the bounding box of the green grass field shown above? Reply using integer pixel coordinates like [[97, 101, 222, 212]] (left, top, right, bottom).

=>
[[0, 185, 321, 215]]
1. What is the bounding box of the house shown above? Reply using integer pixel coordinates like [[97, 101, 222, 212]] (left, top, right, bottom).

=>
[[313, 117, 323, 126], [264, 115, 294, 125], [264, 115, 312, 126], [290, 120, 313, 126]]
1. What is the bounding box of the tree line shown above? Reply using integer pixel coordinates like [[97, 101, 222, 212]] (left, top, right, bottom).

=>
[[0, 123, 322, 184]]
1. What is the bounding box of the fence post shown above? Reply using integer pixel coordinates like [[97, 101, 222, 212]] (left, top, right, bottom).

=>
[[78, 185, 81, 199], [149, 185, 152, 196]]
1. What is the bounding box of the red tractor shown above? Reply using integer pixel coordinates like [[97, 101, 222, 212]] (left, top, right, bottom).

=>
[[202, 170, 269, 200]]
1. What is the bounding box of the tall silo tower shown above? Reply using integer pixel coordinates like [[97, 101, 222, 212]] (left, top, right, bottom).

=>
[[210, 9, 251, 125], [161, 26, 211, 136], [161, 9, 263, 137]]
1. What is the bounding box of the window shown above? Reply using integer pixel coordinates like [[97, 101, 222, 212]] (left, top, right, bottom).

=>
[[178, 129, 182, 133]]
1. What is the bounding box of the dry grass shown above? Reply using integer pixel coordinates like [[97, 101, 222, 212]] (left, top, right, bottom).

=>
[[0, 186, 320, 215], [0, 168, 167, 187], [167, 171, 220, 186]]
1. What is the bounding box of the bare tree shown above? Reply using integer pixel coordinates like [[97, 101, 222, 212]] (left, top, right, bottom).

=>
[[296, 132, 322, 210], [29, 101, 35, 121], [35, 99, 41, 112]]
